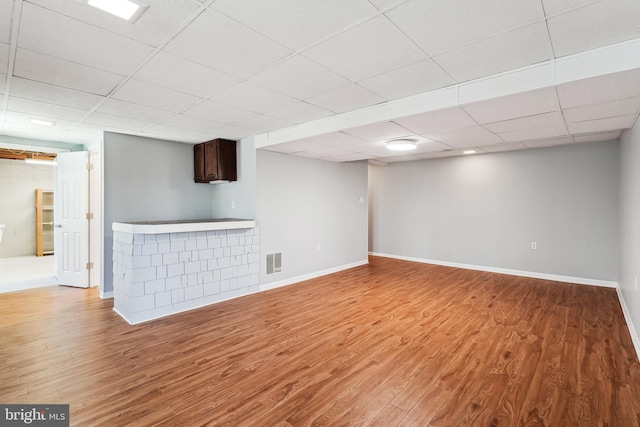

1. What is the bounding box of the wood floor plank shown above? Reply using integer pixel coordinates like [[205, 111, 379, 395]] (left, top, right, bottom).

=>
[[1, 256, 638, 426]]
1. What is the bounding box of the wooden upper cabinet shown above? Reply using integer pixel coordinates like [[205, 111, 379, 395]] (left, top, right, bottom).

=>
[[194, 139, 237, 183]]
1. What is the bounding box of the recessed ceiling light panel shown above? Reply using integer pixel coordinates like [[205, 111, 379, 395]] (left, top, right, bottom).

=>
[[463, 150, 477, 155], [29, 119, 55, 127], [86, 0, 148, 21], [386, 139, 417, 151]]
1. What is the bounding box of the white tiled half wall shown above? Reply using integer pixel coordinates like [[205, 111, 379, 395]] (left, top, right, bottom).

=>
[[112, 227, 259, 324]]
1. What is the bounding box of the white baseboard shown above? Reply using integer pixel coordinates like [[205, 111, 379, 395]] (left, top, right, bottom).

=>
[[100, 290, 114, 299], [369, 252, 618, 288], [616, 287, 640, 362], [260, 259, 369, 292]]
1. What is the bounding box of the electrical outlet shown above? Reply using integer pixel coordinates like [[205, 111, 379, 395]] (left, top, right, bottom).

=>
[[316, 244, 321, 252], [231, 200, 235, 209], [531, 242, 537, 250], [358, 196, 364, 204]]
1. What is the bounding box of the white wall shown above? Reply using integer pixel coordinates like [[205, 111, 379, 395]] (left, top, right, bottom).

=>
[[0, 159, 55, 257], [211, 137, 257, 220], [619, 121, 640, 353], [257, 150, 369, 287], [103, 132, 214, 293], [370, 141, 619, 283]]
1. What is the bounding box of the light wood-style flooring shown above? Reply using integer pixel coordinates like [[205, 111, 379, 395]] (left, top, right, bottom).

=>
[[1, 256, 639, 426]]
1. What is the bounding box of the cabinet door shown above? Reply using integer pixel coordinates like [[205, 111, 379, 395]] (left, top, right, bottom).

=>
[[194, 143, 205, 183], [204, 141, 219, 181], [217, 139, 237, 181]]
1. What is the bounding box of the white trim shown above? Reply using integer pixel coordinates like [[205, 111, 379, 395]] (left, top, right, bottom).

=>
[[100, 290, 113, 299], [260, 259, 369, 292], [616, 287, 640, 362], [112, 219, 256, 234], [369, 252, 618, 288]]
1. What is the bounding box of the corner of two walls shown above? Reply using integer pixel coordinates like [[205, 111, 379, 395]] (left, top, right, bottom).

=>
[[256, 150, 369, 289], [619, 122, 640, 358]]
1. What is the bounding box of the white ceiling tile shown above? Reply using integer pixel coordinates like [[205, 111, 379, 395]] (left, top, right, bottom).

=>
[[135, 51, 239, 99], [306, 131, 365, 149], [26, 0, 200, 47], [482, 142, 528, 152], [557, 69, 640, 109], [212, 124, 259, 140], [379, 153, 423, 162], [0, 43, 9, 71], [183, 100, 256, 124], [541, 0, 597, 16], [498, 124, 569, 142], [425, 125, 503, 148], [261, 140, 310, 154], [96, 99, 174, 123], [325, 152, 374, 162], [563, 97, 640, 123], [573, 130, 622, 143], [566, 115, 636, 134], [393, 108, 477, 134], [302, 16, 426, 81], [267, 102, 334, 123], [9, 77, 106, 110], [14, 49, 123, 96], [547, 0, 640, 57], [141, 124, 206, 141], [358, 59, 456, 101], [83, 112, 153, 131], [0, 1, 13, 44], [483, 111, 565, 133], [160, 115, 226, 133], [370, 0, 410, 10], [233, 114, 293, 133], [248, 55, 349, 100], [433, 22, 553, 83], [113, 79, 201, 113], [210, 82, 298, 114], [321, 152, 373, 162], [3, 110, 79, 131], [385, 0, 545, 56], [1, 122, 80, 143], [522, 136, 575, 148], [7, 97, 89, 122], [306, 84, 386, 113], [212, 0, 378, 51], [164, 9, 291, 79], [343, 121, 413, 142], [463, 87, 560, 123], [18, 3, 153, 75]]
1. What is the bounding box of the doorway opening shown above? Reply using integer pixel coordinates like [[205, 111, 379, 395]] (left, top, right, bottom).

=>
[[0, 142, 102, 295]]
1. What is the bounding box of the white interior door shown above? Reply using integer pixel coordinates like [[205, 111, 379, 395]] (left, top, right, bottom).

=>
[[55, 151, 89, 288]]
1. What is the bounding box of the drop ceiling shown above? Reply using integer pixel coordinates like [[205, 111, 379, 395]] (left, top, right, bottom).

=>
[[0, 0, 639, 162]]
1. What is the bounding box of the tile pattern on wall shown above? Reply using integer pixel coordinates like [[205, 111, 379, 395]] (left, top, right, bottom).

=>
[[112, 227, 259, 324]]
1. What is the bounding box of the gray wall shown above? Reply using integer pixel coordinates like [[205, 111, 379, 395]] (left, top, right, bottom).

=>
[[620, 121, 640, 346], [103, 132, 214, 293], [211, 137, 257, 220], [369, 141, 619, 281], [257, 150, 368, 286]]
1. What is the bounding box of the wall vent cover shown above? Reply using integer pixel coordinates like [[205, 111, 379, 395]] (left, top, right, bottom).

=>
[[266, 252, 282, 275]]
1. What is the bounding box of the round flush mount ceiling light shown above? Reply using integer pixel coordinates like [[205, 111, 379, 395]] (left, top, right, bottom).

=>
[[386, 139, 417, 151]]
